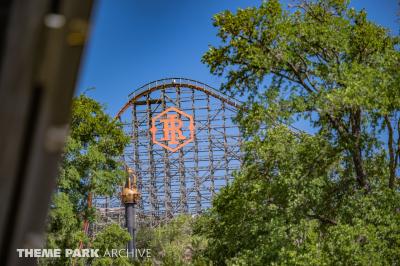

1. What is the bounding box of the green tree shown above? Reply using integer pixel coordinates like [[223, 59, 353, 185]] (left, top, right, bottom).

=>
[[136, 215, 208, 266], [41, 95, 131, 265], [90, 224, 132, 266], [198, 0, 400, 265]]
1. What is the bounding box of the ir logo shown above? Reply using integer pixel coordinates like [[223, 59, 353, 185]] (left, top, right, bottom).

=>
[[150, 107, 194, 152]]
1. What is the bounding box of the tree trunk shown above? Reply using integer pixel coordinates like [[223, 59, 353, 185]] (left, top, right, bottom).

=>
[[351, 109, 367, 189]]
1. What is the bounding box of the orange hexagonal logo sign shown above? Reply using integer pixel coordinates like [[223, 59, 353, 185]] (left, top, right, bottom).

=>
[[150, 107, 194, 152]]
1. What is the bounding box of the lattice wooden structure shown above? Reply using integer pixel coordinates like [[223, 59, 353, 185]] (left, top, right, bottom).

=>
[[94, 78, 243, 228]]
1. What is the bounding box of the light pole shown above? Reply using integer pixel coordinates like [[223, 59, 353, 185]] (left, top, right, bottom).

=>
[[121, 168, 140, 259]]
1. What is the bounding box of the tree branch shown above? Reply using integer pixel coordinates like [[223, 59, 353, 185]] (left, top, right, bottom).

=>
[[307, 214, 337, 225], [384, 115, 396, 189], [350, 108, 368, 189]]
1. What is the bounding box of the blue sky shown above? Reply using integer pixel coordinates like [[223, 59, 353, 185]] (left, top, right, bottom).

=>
[[76, 0, 399, 116]]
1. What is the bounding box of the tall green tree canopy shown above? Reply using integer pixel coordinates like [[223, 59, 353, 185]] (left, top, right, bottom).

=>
[[43, 95, 130, 265], [197, 0, 400, 265], [61, 94, 129, 205]]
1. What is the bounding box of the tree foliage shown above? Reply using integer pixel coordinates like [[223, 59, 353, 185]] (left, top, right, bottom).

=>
[[136, 215, 208, 266], [90, 224, 132, 266], [41, 95, 131, 265], [197, 0, 400, 265]]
